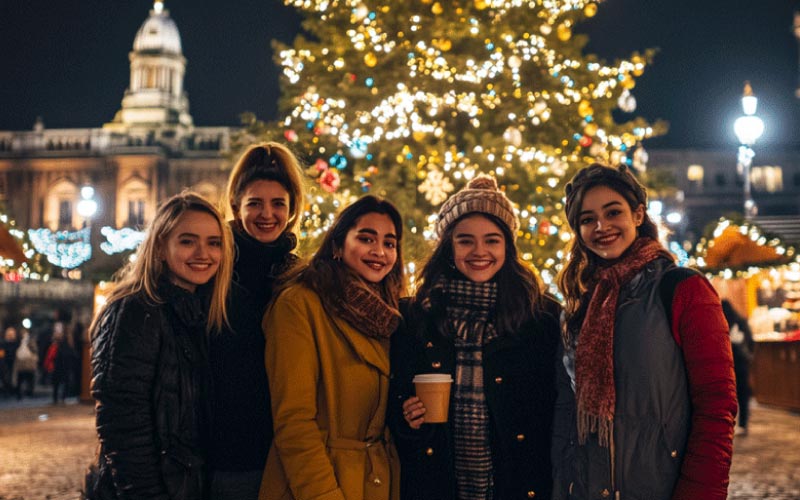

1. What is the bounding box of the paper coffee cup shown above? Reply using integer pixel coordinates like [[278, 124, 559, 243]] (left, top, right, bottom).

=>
[[413, 373, 453, 423]]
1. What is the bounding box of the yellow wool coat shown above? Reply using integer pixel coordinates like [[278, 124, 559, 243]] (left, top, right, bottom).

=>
[[259, 283, 400, 500]]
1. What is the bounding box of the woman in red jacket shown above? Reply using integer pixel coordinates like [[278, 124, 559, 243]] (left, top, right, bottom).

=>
[[553, 163, 737, 500]]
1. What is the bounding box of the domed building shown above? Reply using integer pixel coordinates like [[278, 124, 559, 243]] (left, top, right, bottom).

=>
[[0, 1, 233, 317]]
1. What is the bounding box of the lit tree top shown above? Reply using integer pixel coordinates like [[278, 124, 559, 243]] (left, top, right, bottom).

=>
[[263, 0, 665, 276]]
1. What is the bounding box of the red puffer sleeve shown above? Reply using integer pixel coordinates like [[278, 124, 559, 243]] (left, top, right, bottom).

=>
[[670, 275, 737, 500]]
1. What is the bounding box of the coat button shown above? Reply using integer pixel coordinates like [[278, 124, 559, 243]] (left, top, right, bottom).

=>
[[671, 450, 678, 458], [431, 361, 441, 369], [494, 376, 503, 384], [426, 341, 433, 348], [516, 434, 525, 442], [527, 491, 536, 498], [373, 477, 382, 486], [426, 447, 434, 456], [601, 489, 610, 498]]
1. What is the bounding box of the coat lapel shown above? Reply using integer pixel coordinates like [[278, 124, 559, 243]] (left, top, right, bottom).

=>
[[330, 314, 390, 376]]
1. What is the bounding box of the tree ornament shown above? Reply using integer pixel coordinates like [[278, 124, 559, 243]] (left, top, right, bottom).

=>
[[579, 135, 592, 147], [284, 129, 299, 142], [319, 168, 341, 193], [584, 3, 598, 17], [617, 89, 637, 112], [431, 2, 443, 15], [632, 144, 649, 173], [583, 122, 598, 136], [474, 0, 488, 10], [578, 100, 593, 117], [418, 169, 454, 206], [540, 23, 552, 36], [435, 38, 452, 52], [508, 55, 522, 69], [503, 126, 523, 147], [364, 52, 378, 68], [557, 24, 571, 41], [621, 75, 636, 89]]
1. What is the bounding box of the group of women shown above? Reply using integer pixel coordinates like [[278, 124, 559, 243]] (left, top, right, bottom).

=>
[[85, 142, 738, 500]]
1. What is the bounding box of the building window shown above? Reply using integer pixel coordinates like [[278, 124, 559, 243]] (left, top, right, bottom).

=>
[[751, 166, 783, 193], [128, 200, 145, 227], [687, 165, 704, 191], [59, 200, 73, 229]]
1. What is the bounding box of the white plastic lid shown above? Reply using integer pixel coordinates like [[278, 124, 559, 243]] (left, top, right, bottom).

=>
[[413, 373, 453, 383]]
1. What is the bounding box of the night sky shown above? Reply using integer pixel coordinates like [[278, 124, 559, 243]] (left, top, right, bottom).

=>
[[2, 0, 799, 148]]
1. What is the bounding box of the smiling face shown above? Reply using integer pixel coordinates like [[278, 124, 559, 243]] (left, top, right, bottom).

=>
[[451, 214, 506, 283], [340, 212, 398, 283], [162, 210, 223, 292], [237, 179, 290, 243], [578, 185, 645, 261]]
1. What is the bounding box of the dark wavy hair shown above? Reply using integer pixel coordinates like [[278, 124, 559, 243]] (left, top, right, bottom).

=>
[[414, 213, 544, 337], [281, 195, 406, 312], [557, 163, 661, 328]]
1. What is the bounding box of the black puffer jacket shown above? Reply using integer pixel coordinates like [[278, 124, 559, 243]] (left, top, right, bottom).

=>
[[388, 295, 562, 500], [208, 226, 297, 472], [90, 281, 211, 500]]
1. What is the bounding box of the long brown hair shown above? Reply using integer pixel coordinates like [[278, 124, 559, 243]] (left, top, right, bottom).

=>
[[415, 213, 544, 336], [280, 195, 405, 311], [223, 141, 305, 233], [90, 192, 234, 335], [557, 163, 659, 324]]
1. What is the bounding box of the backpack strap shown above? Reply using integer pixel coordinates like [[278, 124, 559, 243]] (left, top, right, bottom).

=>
[[659, 267, 699, 331]]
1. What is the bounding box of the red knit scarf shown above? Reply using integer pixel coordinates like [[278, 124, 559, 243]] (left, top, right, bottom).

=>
[[576, 237, 674, 447]]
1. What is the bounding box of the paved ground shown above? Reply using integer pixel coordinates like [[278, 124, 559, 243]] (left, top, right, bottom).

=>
[[0, 395, 798, 499]]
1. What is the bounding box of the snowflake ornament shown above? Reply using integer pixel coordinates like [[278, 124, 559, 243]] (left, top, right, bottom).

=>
[[418, 169, 454, 206]]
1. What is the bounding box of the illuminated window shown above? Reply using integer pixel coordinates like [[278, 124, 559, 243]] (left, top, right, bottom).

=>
[[686, 165, 704, 190], [751, 166, 783, 193]]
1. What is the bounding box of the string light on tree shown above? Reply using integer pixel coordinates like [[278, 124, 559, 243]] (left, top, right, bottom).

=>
[[257, 0, 665, 268]]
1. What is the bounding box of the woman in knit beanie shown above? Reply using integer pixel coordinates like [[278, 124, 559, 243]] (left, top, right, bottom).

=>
[[388, 174, 562, 500], [553, 163, 736, 500], [209, 142, 305, 499]]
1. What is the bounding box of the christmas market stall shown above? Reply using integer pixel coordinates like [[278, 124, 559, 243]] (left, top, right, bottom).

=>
[[691, 218, 800, 411]]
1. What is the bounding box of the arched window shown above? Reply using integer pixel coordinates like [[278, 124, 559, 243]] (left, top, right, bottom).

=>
[[45, 180, 79, 230], [117, 177, 150, 229]]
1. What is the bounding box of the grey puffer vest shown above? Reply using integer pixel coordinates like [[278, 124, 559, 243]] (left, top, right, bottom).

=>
[[554, 258, 691, 500]]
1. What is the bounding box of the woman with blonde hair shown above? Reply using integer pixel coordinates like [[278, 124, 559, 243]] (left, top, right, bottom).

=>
[[87, 191, 233, 499], [209, 141, 306, 499]]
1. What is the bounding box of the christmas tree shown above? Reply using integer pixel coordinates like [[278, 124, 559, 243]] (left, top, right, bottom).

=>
[[256, 0, 665, 282]]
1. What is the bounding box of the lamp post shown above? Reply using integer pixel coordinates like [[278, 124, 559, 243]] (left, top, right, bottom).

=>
[[76, 185, 98, 403], [733, 82, 764, 220], [76, 186, 98, 227]]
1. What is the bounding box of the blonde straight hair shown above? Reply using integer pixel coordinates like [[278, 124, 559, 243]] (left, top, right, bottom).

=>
[[91, 191, 233, 335]]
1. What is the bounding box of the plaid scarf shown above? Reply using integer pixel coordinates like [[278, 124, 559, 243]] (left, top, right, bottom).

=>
[[444, 278, 498, 500], [576, 237, 674, 447]]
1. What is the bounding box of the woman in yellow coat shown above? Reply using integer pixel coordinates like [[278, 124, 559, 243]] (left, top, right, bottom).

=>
[[259, 195, 405, 500]]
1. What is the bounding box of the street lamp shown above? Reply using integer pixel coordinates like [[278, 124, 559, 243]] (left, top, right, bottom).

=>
[[76, 186, 98, 226], [733, 82, 764, 220]]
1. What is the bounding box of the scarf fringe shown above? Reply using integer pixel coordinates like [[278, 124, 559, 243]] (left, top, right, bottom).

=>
[[577, 410, 613, 448]]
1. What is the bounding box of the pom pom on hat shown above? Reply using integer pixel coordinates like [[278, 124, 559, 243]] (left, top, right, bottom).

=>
[[435, 173, 519, 240]]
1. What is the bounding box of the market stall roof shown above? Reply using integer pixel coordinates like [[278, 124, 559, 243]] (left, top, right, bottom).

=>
[[697, 219, 795, 271], [0, 223, 26, 264]]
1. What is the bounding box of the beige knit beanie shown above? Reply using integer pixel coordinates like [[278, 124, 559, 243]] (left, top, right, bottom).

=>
[[435, 174, 519, 240]]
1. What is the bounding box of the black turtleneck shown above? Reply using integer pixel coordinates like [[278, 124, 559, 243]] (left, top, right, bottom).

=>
[[208, 223, 297, 472]]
